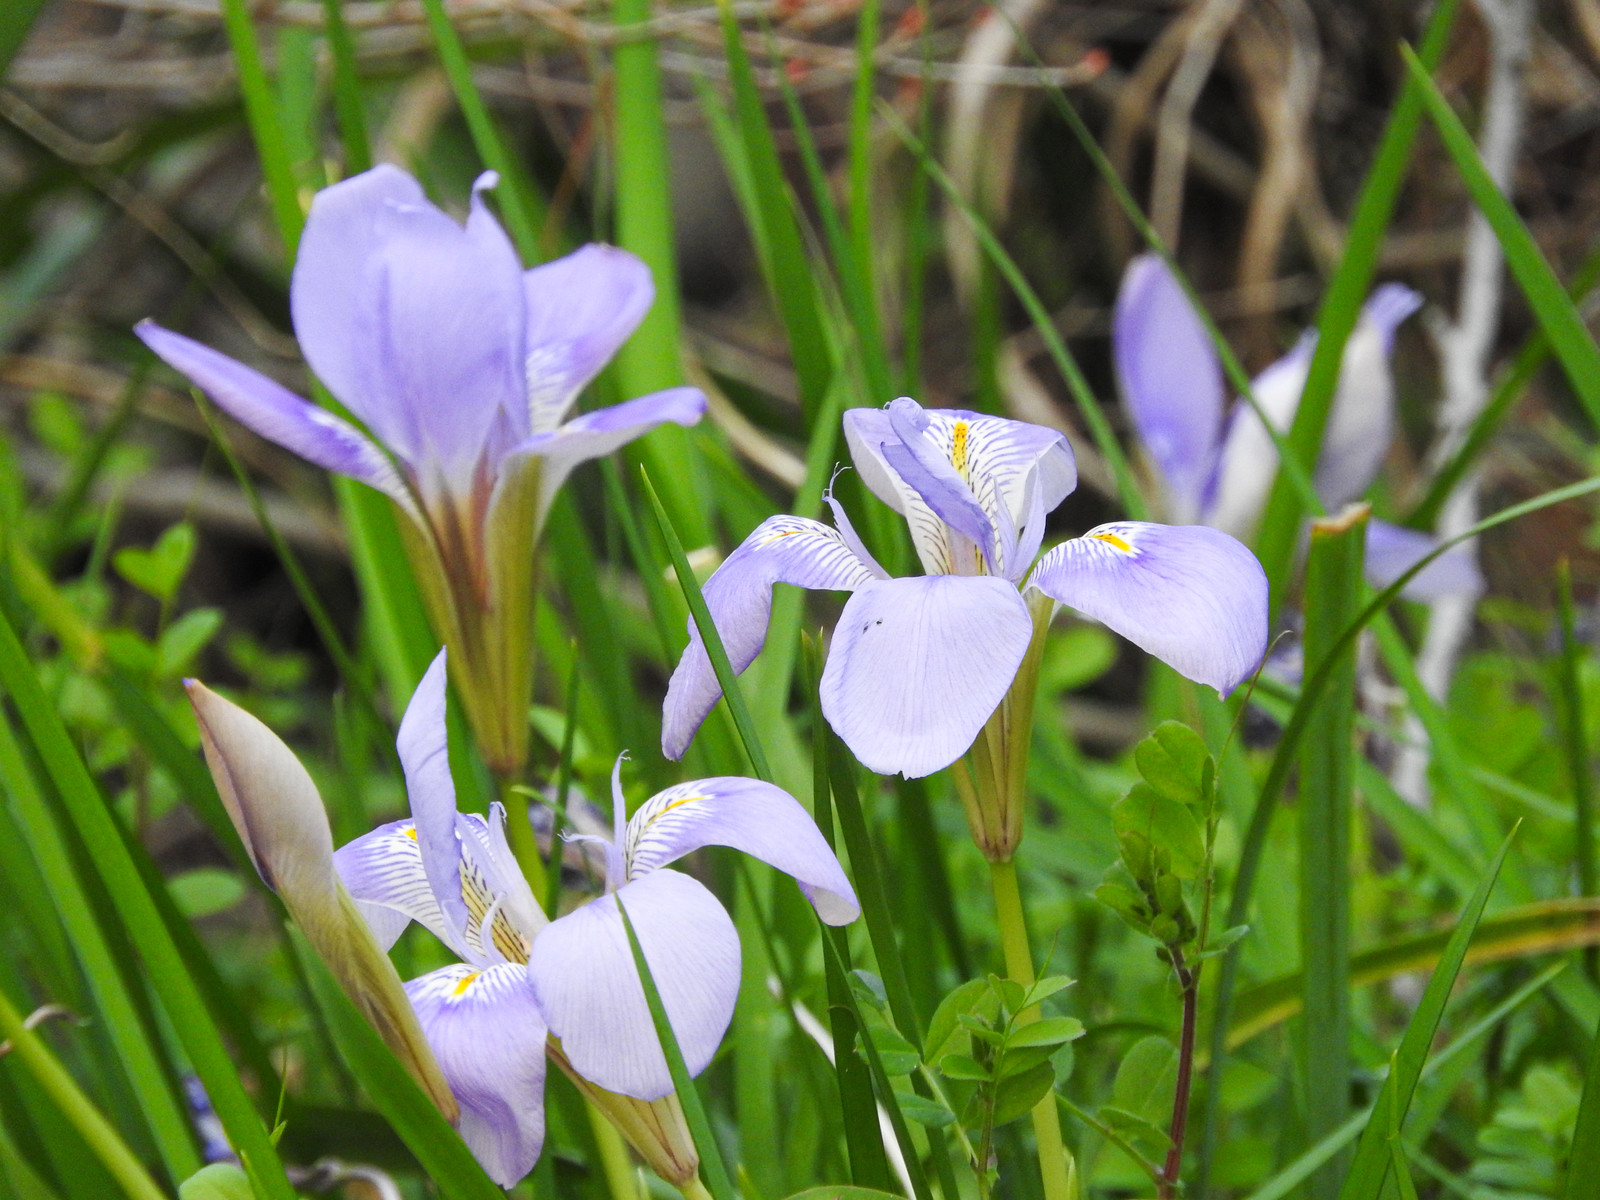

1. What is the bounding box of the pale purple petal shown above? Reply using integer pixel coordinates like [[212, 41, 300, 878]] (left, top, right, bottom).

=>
[[334, 819, 450, 951], [1314, 289, 1417, 510], [1362, 283, 1424, 352], [507, 388, 706, 525], [405, 962, 548, 1188], [1203, 337, 1312, 538], [624, 778, 858, 924], [1113, 255, 1225, 522], [820, 575, 1034, 779], [135, 322, 416, 519], [292, 168, 526, 488], [662, 514, 881, 761], [844, 403, 1074, 579], [528, 869, 739, 1101], [882, 398, 1001, 573], [398, 651, 473, 956], [522, 245, 655, 435], [1029, 522, 1268, 695], [1365, 519, 1483, 600]]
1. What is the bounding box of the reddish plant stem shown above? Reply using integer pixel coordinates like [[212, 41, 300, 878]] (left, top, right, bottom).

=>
[[1159, 950, 1200, 1199]]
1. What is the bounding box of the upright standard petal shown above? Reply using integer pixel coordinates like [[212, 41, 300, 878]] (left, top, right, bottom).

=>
[[623, 778, 859, 924], [406, 963, 548, 1188], [1112, 255, 1225, 522], [1029, 522, 1268, 695], [334, 819, 450, 951], [521, 245, 655, 434], [507, 388, 707, 523], [1203, 337, 1311, 539], [528, 869, 740, 1101], [662, 514, 882, 761], [819, 574, 1034, 779], [1364, 519, 1483, 600], [397, 652, 473, 955], [294, 169, 526, 487], [844, 402, 1075, 580], [136, 322, 417, 522]]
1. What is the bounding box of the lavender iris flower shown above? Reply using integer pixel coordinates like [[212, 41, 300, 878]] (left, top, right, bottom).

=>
[[662, 397, 1269, 780], [137, 165, 706, 773], [1113, 254, 1481, 599], [335, 652, 858, 1186]]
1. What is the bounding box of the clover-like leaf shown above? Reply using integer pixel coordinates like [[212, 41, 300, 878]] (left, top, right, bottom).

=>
[[115, 522, 197, 603], [1113, 782, 1204, 879], [1134, 721, 1212, 806]]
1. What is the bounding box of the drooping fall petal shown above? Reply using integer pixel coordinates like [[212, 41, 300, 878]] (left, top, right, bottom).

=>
[[623, 778, 859, 924], [1028, 522, 1268, 695], [406, 963, 548, 1188], [819, 574, 1035, 778], [663, 514, 883, 760], [528, 869, 740, 1101]]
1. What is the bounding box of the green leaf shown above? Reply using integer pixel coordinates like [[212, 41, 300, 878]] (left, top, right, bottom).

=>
[[1134, 721, 1212, 806], [1334, 829, 1515, 1200], [102, 629, 158, 676], [157, 608, 223, 677], [925, 978, 994, 1064], [1005, 1017, 1085, 1051], [1112, 783, 1205, 879], [1402, 45, 1600, 430], [991, 1062, 1056, 1127], [784, 1189, 908, 1200], [866, 1026, 919, 1077], [850, 970, 889, 1014], [895, 1092, 957, 1130], [113, 521, 196, 603], [1098, 1105, 1174, 1155], [937, 1054, 989, 1082], [178, 1164, 253, 1200], [1024, 975, 1076, 1009], [988, 973, 1027, 1017], [1113, 1036, 1179, 1126], [166, 868, 245, 919]]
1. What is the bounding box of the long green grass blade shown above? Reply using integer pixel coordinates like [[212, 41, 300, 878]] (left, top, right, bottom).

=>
[[1568, 1000, 1600, 1200], [0, 987, 166, 1200], [1555, 560, 1597, 982], [1299, 507, 1366, 1198], [642, 468, 771, 781], [0, 707, 199, 1184], [1403, 45, 1600, 428], [615, 898, 735, 1200], [881, 103, 1146, 519], [1252, 0, 1463, 602], [1334, 829, 1514, 1200], [218, 0, 304, 250], [0, 610, 297, 1200], [318, 0, 371, 173]]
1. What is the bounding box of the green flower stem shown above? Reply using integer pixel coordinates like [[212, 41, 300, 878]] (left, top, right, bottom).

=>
[[0, 988, 168, 1200], [585, 1100, 642, 1200], [680, 1177, 715, 1200], [989, 858, 1074, 1200]]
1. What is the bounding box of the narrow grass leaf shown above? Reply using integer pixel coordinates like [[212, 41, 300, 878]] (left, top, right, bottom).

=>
[[0, 706, 200, 1184], [1298, 506, 1366, 1198], [0, 610, 297, 1200], [642, 467, 772, 781], [614, 898, 735, 1200], [318, 0, 372, 173], [1334, 829, 1515, 1200], [1252, 0, 1463, 602], [1403, 44, 1600, 428], [1554, 561, 1598, 967], [217, 0, 304, 250], [1568, 1000, 1600, 1200], [0, 986, 166, 1200], [880, 104, 1146, 519]]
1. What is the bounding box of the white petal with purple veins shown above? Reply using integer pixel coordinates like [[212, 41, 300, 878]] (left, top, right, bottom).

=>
[[528, 869, 739, 1101], [624, 778, 859, 924], [1113, 255, 1225, 523], [820, 574, 1034, 779], [663, 514, 882, 761], [406, 962, 548, 1188], [334, 819, 449, 951], [135, 322, 418, 523], [1029, 522, 1268, 695]]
